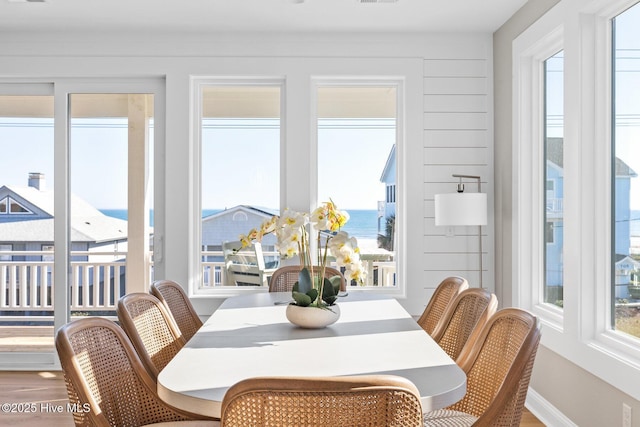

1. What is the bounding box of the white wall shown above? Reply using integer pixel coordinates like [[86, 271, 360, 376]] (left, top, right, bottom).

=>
[[0, 31, 494, 318]]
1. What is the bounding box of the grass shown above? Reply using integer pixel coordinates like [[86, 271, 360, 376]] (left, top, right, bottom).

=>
[[615, 304, 640, 337]]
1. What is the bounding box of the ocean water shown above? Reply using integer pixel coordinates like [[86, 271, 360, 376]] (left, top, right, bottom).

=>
[[98, 209, 640, 240], [99, 208, 380, 239]]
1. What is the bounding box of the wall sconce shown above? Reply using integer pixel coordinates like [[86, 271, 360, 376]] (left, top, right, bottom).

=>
[[434, 174, 487, 287]]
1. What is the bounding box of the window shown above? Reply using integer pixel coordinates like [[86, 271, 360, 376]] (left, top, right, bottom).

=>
[[545, 222, 555, 244], [198, 82, 281, 289], [316, 85, 398, 287], [0, 196, 33, 214], [192, 68, 411, 297], [386, 184, 396, 203], [0, 244, 11, 261], [514, 0, 640, 402], [0, 91, 55, 353], [42, 244, 54, 262], [544, 50, 564, 307], [513, 22, 564, 321], [70, 93, 155, 300], [612, 2, 640, 338]]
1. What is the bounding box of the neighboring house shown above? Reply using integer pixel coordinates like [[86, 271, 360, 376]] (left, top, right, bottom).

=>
[[546, 138, 637, 298], [0, 173, 129, 263], [0, 173, 132, 308], [378, 144, 396, 235], [201, 205, 278, 264], [545, 138, 565, 291]]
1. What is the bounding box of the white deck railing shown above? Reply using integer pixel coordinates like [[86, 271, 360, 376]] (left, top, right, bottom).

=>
[[0, 251, 133, 314], [1, 249, 396, 317]]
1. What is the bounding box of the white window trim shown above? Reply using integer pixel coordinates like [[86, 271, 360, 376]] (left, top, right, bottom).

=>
[[312, 77, 405, 295], [513, 14, 565, 328], [1, 196, 34, 214], [191, 77, 285, 298], [191, 74, 409, 298], [513, 0, 640, 401], [186, 57, 422, 306], [589, 0, 640, 366]]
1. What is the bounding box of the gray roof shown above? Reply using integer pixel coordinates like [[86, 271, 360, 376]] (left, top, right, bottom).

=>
[[202, 205, 278, 222], [0, 185, 129, 243], [547, 137, 637, 177]]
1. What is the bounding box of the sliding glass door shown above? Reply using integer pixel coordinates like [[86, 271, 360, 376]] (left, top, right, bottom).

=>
[[0, 86, 55, 364], [0, 81, 161, 369]]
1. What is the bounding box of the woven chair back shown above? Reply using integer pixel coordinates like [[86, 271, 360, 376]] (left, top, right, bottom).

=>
[[55, 317, 205, 426], [450, 308, 541, 426], [117, 293, 186, 380], [151, 280, 203, 342], [268, 265, 346, 293], [221, 375, 423, 427], [417, 276, 469, 335], [430, 288, 498, 360]]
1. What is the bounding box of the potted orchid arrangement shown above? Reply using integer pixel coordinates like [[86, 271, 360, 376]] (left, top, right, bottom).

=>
[[239, 200, 366, 312]]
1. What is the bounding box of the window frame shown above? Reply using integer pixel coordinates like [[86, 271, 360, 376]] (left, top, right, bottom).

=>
[[596, 0, 640, 361], [192, 75, 408, 297], [513, 0, 640, 401], [312, 78, 404, 293], [513, 20, 565, 327], [192, 77, 285, 297]]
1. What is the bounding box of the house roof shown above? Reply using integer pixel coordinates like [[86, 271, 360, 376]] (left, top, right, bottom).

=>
[[202, 205, 278, 222], [615, 254, 640, 269], [0, 185, 129, 243], [379, 144, 396, 183], [546, 137, 637, 177]]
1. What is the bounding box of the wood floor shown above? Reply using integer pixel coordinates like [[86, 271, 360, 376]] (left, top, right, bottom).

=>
[[1, 371, 74, 427], [0, 370, 547, 426]]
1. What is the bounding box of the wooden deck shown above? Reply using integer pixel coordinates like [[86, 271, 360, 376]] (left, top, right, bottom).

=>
[[0, 326, 55, 352]]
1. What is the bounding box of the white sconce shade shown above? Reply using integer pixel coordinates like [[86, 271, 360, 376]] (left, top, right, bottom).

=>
[[434, 193, 487, 226]]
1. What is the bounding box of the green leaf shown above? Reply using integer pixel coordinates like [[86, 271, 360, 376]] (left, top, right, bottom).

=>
[[306, 289, 318, 303], [297, 268, 312, 294], [329, 275, 342, 295], [322, 277, 337, 305], [292, 291, 312, 306]]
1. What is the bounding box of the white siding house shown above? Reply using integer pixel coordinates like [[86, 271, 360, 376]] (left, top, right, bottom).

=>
[[0, 174, 129, 262]]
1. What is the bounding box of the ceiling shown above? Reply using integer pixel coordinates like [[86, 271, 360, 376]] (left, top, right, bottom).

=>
[[0, 0, 527, 34]]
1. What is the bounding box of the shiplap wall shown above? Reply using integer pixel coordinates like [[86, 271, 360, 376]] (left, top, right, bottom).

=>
[[421, 42, 494, 307], [0, 32, 494, 318]]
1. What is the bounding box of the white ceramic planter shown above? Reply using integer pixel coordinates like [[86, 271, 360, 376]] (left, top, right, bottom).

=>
[[285, 304, 340, 328]]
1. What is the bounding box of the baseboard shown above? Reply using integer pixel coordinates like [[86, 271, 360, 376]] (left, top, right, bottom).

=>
[[526, 387, 577, 427]]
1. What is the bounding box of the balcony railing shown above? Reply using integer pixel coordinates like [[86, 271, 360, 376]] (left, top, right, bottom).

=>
[[0, 251, 132, 318], [546, 198, 564, 216], [1, 249, 396, 319]]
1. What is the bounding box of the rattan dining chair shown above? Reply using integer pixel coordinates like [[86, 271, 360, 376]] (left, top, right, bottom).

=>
[[423, 308, 541, 427], [55, 317, 218, 427], [117, 292, 186, 381], [417, 276, 469, 335], [268, 265, 346, 293], [220, 375, 423, 427], [151, 279, 203, 342], [430, 288, 498, 360]]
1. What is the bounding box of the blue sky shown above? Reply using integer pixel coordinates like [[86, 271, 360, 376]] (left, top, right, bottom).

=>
[[0, 117, 394, 211], [1, 4, 638, 210]]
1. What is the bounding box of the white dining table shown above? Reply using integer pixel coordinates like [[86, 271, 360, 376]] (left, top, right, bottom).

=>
[[157, 291, 467, 419]]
